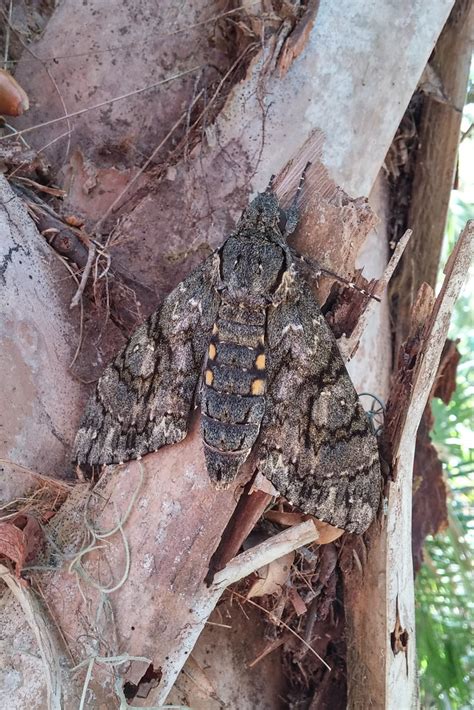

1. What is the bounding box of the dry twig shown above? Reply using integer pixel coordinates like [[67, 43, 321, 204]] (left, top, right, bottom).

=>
[[70, 239, 96, 310], [0, 67, 202, 143]]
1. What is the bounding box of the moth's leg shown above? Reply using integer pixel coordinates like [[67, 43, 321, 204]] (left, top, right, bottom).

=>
[[291, 248, 380, 302], [283, 161, 311, 237], [211, 247, 226, 292], [193, 351, 209, 409], [290, 249, 322, 277]]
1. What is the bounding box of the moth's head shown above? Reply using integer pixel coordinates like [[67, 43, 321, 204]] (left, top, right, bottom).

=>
[[240, 191, 283, 234]]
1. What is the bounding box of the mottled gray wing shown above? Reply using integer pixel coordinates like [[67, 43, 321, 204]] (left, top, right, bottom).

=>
[[73, 255, 220, 466], [258, 280, 381, 534]]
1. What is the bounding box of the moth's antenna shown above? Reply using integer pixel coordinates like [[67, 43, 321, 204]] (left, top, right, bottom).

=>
[[290, 161, 311, 209], [265, 174, 276, 193], [292, 250, 381, 302], [318, 265, 381, 302], [283, 162, 312, 237]]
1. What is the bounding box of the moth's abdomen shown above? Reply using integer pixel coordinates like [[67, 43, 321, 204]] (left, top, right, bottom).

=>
[[201, 302, 266, 488]]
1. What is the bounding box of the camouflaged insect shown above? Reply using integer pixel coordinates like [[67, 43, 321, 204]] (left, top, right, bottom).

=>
[[74, 177, 381, 534]]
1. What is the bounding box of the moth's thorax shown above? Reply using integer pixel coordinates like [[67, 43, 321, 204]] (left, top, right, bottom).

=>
[[220, 236, 286, 300], [240, 191, 282, 230], [200, 298, 267, 487]]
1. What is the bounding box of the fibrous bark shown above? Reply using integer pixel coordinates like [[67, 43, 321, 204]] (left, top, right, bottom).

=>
[[0, 1, 461, 707]]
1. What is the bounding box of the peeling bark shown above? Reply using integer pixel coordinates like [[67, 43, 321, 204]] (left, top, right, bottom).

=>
[[0, 0, 463, 707], [388, 0, 473, 355], [344, 222, 474, 710]]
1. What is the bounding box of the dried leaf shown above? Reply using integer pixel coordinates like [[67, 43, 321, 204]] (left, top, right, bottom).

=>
[[65, 214, 85, 228], [318, 543, 338, 584], [417, 62, 449, 104], [432, 338, 461, 405], [313, 520, 344, 545], [41, 510, 57, 522], [265, 510, 313, 526], [288, 586, 307, 616], [247, 551, 295, 599], [0, 515, 44, 577], [0, 69, 29, 116], [249, 471, 279, 496], [0, 522, 26, 576], [264, 510, 344, 544], [11, 515, 44, 563]]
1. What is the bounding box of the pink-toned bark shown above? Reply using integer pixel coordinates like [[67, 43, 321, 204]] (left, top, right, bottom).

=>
[[0, 0, 459, 707]]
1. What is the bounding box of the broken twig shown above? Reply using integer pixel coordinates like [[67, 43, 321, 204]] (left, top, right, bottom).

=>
[[70, 240, 96, 310]]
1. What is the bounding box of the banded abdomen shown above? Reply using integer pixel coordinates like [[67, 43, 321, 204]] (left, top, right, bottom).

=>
[[201, 300, 267, 487]]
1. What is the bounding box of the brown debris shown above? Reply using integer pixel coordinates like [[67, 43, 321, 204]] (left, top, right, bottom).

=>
[[247, 551, 295, 599], [385, 221, 473, 480], [288, 586, 308, 616], [390, 599, 409, 656], [0, 521, 27, 577], [0, 514, 43, 577], [19, 184, 149, 333], [382, 281, 435, 468], [13, 176, 65, 197], [278, 0, 321, 77], [411, 337, 460, 571], [207, 476, 272, 580], [411, 408, 449, 572], [265, 510, 344, 545], [432, 337, 461, 404], [323, 270, 379, 339], [0, 68, 29, 116], [383, 285, 458, 570]]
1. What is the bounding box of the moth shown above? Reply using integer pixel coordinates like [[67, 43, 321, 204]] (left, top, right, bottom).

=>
[[74, 173, 381, 534]]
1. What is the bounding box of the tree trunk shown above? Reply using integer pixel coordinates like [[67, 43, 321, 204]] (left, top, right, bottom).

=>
[[1, 1, 470, 708]]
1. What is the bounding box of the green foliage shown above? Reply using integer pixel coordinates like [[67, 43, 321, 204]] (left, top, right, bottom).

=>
[[416, 512, 473, 709], [416, 68, 474, 709]]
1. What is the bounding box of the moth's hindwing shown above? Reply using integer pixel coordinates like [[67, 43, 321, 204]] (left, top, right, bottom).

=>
[[259, 278, 381, 535], [73, 255, 220, 466]]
